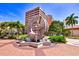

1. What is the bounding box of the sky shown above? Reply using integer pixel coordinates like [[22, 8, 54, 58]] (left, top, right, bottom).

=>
[[0, 3, 79, 24]]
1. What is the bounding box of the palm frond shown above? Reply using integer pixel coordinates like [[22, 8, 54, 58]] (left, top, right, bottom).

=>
[[74, 16, 78, 19]]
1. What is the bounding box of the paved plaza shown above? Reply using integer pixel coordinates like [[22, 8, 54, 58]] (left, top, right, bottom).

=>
[[66, 38, 79, 46], [0, 39, 79, 56]]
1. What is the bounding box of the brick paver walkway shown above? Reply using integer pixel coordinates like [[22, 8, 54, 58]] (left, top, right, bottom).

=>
[[0, 39, 79, 56]]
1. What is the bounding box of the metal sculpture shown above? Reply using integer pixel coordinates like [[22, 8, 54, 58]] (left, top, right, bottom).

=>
[[26, 7, 49, 42]]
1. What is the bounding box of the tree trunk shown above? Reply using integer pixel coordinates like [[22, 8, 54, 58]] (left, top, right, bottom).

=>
[[71, 25, 73, 37]]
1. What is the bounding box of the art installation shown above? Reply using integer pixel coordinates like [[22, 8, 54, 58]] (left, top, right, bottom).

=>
[[26, 7, 49, 42], [17, 7, 51, 48]]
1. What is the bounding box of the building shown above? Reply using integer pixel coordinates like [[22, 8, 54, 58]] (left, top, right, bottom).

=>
[[25, 7, 53, 28], [65, 25, 79, 36], [47, 15, 53, 26]]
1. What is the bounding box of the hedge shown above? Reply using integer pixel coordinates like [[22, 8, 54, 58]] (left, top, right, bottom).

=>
[[16, 34, 29, 40], [48, 36, 66, 43]]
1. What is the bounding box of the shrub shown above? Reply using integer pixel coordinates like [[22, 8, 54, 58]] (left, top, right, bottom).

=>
[[8, 35, 16, 39], [48, 36, 66, 43], [16, 34, 29, 41], [62, 29, 71, 36]]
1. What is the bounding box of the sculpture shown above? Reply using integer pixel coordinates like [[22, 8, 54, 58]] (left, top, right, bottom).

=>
[[16, 7, 51, 48], [26, 7, 49, 42]]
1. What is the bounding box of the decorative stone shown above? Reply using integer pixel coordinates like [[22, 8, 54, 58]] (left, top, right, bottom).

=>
[[30, 42, 43, 48], [20, 41, 26, 43], [26, 38, 31, 42], [18, 42, 43, 48], [43, 42, 51, 46]]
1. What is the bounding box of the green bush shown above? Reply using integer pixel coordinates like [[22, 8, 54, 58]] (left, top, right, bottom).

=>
[[8, 35, 16, 39], [48, 36, 66, 43], [16, 34, 29, 41]]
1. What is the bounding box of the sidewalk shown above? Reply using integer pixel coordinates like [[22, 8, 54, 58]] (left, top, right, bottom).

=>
[[66, 38, 79, 46]]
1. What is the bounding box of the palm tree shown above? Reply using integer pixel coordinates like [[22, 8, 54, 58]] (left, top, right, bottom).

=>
[[65, 13, 78, 36]]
